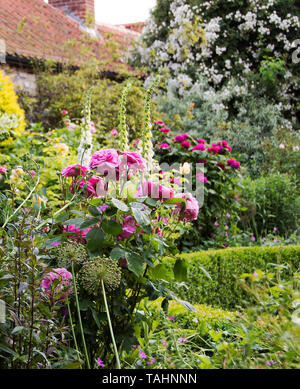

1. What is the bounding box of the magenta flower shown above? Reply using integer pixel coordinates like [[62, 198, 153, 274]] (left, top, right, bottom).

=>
[[61, 164, 88, 177], [63, 224, 91, 243], [196, 173, 207, 183], [178, 337, 188, 344], [251, 235, 256, 241], [132, 345, 139, 349], [139, 350, 147, 359], [120, 151, 146, 174], [29, 170, 36, 177], [180, 141, 191, 149], [40, 268, 73, 301], [253, 271, 259, 277], [0, 166, 7, 174], [160, 127, 171, 133], [96, 358, 105, 368], [154, 120, 165, 126], [227, 159, 241, 169], [175, 133, 188, 143], [61, 109, 67, 115], [217, 162, 226, 171], [192, 143, 206, 151], [197, 139, 205, 144], [159, 143, 171, 149], [168, 315, 176, 321], [119, 216, 136, 240], [161, 339, 167, 347], [146, 358, 156, 365], [198, 159, 207, 165], [111, 128, 118, 136], [274, 227, 278, 232], [174, 193, 199, 222], [89, 149, 120, 172]]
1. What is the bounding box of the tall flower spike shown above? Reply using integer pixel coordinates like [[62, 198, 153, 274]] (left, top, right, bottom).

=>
[[77, 87, 94, 167], [118, 82, 131, 152], [139, 75, 160, 170]]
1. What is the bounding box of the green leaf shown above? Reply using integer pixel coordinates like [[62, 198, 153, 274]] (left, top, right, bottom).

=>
[[89, 198, 103, 206], [101, 220, 123, 236], [86, 227, 105, 251], [130, 203, 151, 227], [127, 253, 144, 277], [88, 206, 101, 217], [79, 218, 100, 230], [173, 258, 188, 282], [110, 247, 128, 260], [63, 218, 84, 227], [150, 264, 169, 280], [11, 326, 26, 335], [164, 198, 185, 204], [55, 212, 69, 223], [111, 198, 129, 212]]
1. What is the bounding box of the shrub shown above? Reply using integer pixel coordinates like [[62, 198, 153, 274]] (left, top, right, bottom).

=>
[[133, 0, 300, 126], [239, 173, 300, 237], [0, 71, 25, 145], [166, 245, 300, 309]]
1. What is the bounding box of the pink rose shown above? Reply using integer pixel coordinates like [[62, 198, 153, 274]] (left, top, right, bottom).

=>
[[41, 268, 73, 301], [175, 134, 188, 143], [89, 149, 120, 176], [198, 159, 207, 165], [175, 193, 199, 222], [197, 139, 205, 144], [61, 164, 88, 177], [181, 141, 191, 149], [227, 159, 240, 169], [160, 127, 171, 133], [111, 128, 118, 136], [159, 143, 171, 149], [61, 109, 67, 115], [63, 224, 91, 243], [120, 151, 146, 174], [192, 143, 206, 151], [119, 216, 136, 239], [154, 120, 165, 126], [29, 170, 36, 177]]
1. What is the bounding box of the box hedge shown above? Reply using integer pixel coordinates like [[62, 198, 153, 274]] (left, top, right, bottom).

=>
[[166, 246, 300, 309]]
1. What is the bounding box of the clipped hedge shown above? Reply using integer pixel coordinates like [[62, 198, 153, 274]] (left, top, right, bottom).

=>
[[167, 246, 300, 309]]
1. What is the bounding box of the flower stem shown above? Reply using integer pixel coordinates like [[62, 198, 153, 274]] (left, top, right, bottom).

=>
[[66, 298, 82, 369], [2, 177, 40, 228], [101, 279, 121, 369], [71, 262, 90, 369]]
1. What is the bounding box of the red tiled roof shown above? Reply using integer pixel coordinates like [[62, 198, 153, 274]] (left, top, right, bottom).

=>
[[121, 22, 146, 34], [0, 0, 140, 71]]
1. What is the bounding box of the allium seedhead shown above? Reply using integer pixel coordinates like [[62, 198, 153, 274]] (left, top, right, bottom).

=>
[[56, 242, 87, 267], [80, 257, 121, 296]]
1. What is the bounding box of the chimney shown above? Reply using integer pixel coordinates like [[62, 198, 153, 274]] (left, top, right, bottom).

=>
[[48, 0, 95, 26]]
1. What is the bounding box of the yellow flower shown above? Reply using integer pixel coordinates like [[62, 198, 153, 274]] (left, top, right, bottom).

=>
[[53, 143, 69, 154]]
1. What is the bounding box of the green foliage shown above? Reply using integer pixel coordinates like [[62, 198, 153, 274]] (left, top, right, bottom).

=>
[[18, 59, 157, 143], [239, 173, 300, 237], [165, 245, 300, 309]]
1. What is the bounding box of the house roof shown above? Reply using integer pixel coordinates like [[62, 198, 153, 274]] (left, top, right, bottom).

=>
[[0, 0, 140, 72]]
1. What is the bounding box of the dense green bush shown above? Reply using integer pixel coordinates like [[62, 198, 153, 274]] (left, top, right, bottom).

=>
[[166, 245, 300, 309], [239, 173, 300, 237], [133, 0, 300, 126]]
